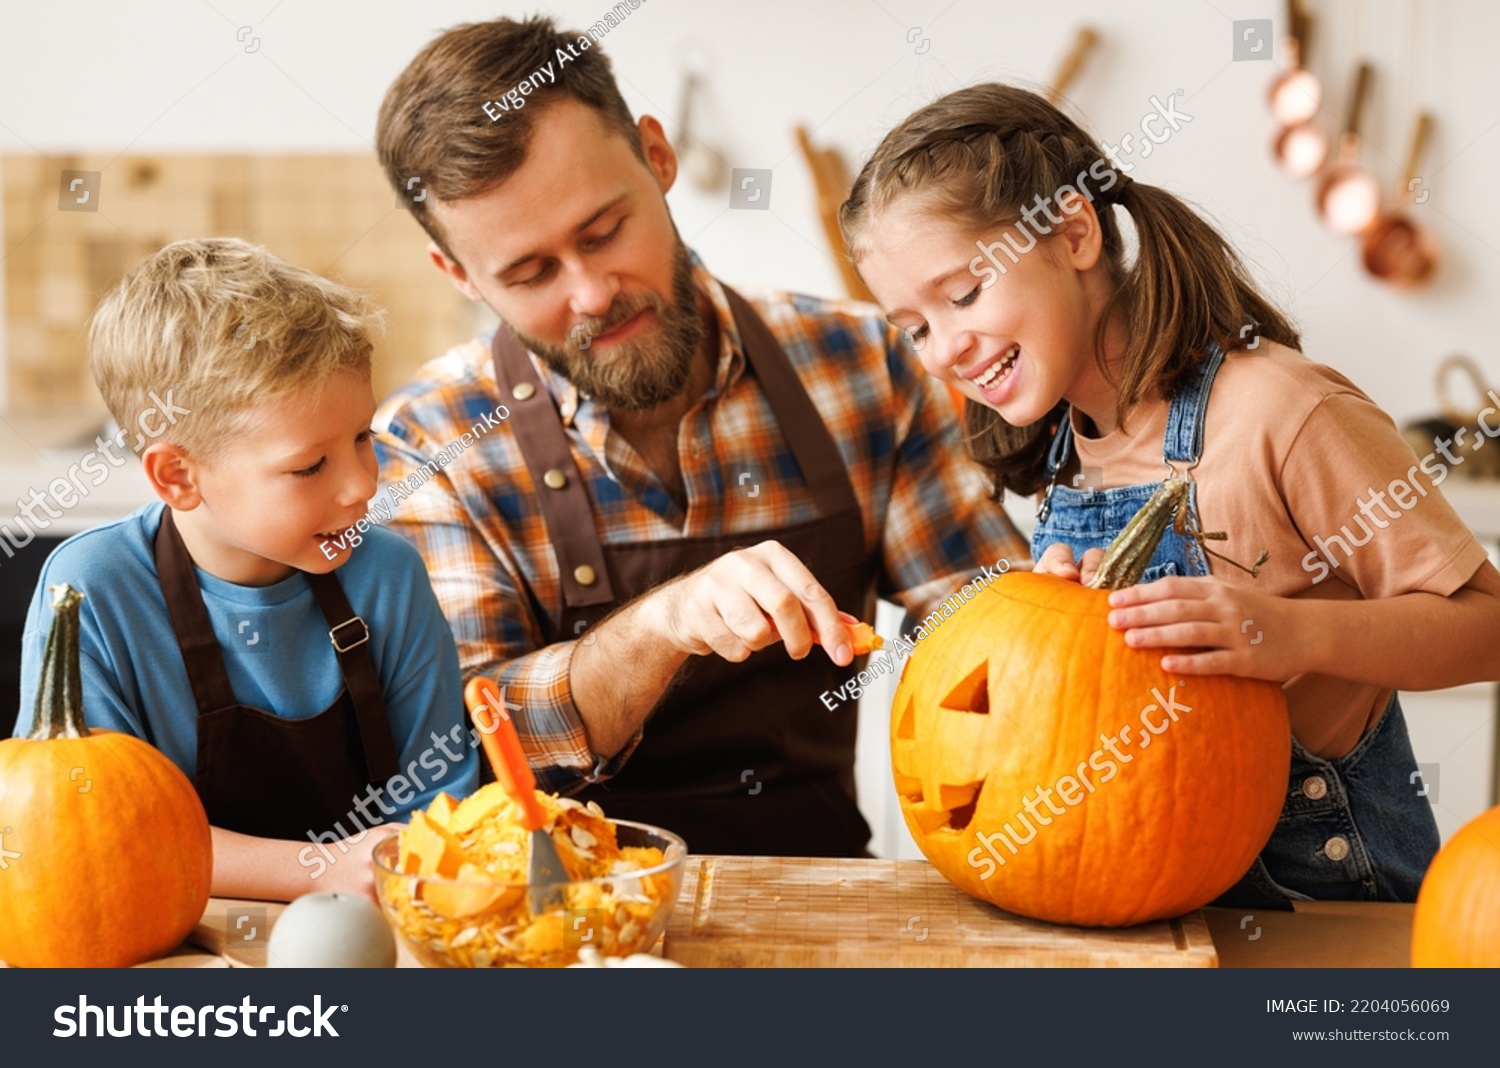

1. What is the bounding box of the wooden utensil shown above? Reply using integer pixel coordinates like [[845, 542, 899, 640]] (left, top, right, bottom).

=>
[[674, 68, 726, 192], [794, 125, 875, 304], [465, 676, 567, 914], [1316, 63, 1382, 234], [1046, 26, 1100, 105], [1362, 112, 1441, 288], [662, 856, 1217, 967]]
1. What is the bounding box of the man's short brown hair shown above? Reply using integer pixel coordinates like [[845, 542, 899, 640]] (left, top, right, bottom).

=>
[[377, 16, 645, 259]]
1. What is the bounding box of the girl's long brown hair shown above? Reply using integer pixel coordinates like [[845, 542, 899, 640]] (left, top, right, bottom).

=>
[[839, 83, 1298, 498]]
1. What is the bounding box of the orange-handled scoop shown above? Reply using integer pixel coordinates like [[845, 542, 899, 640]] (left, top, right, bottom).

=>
[[465, 676, 566, 911]]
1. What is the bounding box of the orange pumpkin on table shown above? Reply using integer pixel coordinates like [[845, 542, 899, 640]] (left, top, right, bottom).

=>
[[891, 480, 1290, 927], [0, 585, 213, 967], [1411, 805, 1500, 967]]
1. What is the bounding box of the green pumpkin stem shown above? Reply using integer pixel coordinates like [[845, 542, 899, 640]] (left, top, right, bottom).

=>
[[28, 584, 90, 741], [1086, 479, 1268, 590]]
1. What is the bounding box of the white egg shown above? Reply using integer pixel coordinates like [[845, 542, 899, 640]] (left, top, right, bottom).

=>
[[267, 892, 397, 968]]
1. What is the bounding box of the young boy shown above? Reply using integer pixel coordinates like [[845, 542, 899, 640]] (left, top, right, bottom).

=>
[[15, 238, 477, 902]]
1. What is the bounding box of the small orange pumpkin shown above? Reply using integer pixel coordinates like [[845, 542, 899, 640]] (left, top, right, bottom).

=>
[[892, 481, 1290, 926], [0, 585, 213, 967], [1412, 805, 1500, 966]]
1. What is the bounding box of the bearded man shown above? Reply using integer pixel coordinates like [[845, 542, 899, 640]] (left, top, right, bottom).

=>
[[373, 15, 1026, 855]]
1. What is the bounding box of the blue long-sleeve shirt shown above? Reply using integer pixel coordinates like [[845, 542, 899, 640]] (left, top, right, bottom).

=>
[[15, 503, 478, 829]]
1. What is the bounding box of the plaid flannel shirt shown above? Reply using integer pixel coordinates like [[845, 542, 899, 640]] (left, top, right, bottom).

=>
[[374, 252, 1028, 792]]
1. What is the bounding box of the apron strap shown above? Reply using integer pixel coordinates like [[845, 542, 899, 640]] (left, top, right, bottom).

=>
[[304, 572, 401, 785], [720, 285, 862, 519], [153, 507, 400, 785], [154, 508, 240, 717], [490, 283, 863, 611], [490, 326, 618, 610]]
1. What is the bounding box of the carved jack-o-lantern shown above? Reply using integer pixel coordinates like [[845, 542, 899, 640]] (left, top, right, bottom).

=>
[[892, 484, 1290, 927]]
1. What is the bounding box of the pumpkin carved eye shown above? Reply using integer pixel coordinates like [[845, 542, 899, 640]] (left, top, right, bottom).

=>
[[893, 660, 992, 835]]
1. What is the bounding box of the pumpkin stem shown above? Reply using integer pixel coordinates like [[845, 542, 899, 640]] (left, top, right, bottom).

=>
[[1085, 479, 1268, 589], [28, 584, 90, 741]]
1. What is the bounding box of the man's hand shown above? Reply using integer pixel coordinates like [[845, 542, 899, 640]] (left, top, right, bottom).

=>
[[643, 540, 855, 666], [1104, 577, 1307, 681], [1034, 542, 1105, 586]]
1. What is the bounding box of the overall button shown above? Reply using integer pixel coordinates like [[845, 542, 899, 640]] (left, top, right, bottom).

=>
[[512, 382, 536, 401], [1302, 775, 1329, 800], [573, 565, 597, 587], [543, 468, 567, 490], [1324, 836, 1351, 862]]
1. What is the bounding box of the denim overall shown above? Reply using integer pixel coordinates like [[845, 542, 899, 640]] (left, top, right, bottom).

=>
[[1031, 344, 1440, 907]]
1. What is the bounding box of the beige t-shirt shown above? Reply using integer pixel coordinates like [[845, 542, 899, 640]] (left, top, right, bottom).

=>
[[1062, 341, 1489, 758]]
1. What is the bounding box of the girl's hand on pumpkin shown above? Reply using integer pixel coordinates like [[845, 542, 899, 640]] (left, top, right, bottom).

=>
[[1102, 577, 1304, 680], [1034, 543, 1105, 586]]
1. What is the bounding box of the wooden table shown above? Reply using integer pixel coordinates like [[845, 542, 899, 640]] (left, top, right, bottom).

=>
[[154, 856, 1415, 969]]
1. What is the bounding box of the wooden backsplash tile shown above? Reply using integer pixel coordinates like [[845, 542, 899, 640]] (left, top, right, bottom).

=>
[[3, 153, 477, 417]]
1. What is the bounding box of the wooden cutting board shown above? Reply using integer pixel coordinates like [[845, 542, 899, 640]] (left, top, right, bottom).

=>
[[661, 856, 1216, 968]]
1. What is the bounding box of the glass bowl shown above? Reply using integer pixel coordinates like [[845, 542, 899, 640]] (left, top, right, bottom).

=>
[[373, 820, 687, 968]]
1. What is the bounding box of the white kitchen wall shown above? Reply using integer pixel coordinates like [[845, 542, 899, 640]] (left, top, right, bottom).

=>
[[5, 0, 1497, 416], [4, 0, 1498, 852]]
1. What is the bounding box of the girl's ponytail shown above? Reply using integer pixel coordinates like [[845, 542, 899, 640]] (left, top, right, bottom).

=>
[[841, 84, 1298, 500], [1105, 179, 1299, 413]]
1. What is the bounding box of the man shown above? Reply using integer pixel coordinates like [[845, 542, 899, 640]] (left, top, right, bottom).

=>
[[373, 16, 1026, 855]]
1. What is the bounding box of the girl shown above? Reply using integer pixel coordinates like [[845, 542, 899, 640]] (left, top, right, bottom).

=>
[[840, 83, 1500, 907]]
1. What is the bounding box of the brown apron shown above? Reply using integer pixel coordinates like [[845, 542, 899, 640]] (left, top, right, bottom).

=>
[[154, 509, 401, 841], [492, 286, 877, 857]]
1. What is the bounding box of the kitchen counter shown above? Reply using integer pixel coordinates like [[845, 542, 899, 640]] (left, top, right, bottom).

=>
[[118, 864, 1419, 969]]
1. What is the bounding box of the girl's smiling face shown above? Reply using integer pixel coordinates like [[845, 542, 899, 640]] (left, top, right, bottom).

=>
[[857, 195, 1118, 431]]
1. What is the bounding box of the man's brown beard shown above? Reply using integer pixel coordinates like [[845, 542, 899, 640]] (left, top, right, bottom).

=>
[[509, 242, 704, 413]]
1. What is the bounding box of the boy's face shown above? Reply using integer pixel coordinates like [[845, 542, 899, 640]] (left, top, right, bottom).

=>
[[179, 370, 379, 586], [425, 99, 705, 412]]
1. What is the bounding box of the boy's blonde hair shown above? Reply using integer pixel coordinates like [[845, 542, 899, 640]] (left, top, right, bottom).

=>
[[88, 238, 382, 459]]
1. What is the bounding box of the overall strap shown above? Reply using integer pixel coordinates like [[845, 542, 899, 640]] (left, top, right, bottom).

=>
[[153, 508, 240, 717], [1161, 342, 1227, 467], [303, 571, 401, 785]]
